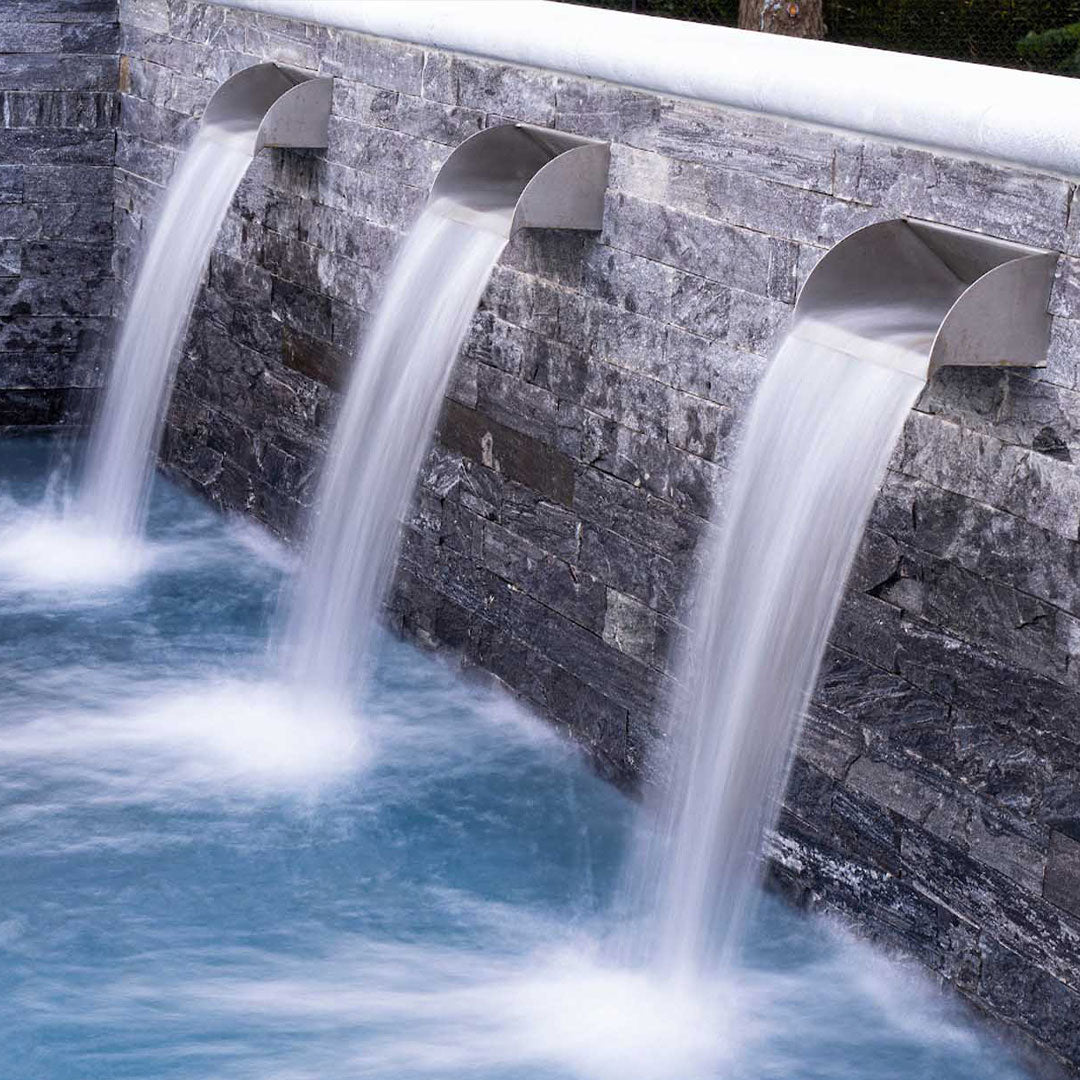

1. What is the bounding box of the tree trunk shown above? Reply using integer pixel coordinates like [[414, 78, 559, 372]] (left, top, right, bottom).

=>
[[738, 0, 825, 39]]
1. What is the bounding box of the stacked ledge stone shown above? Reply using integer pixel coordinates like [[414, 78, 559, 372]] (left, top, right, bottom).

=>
[[0, 0, 118, 431], [3, 0, 1077, 1070]]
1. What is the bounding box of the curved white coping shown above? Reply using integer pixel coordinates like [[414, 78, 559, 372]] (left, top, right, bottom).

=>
[[209, 0, 1080, 178]]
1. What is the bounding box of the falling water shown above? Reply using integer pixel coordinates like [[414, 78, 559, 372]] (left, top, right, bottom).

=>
[[625, 314, 926, 981], [281, 202, 506, 696], [78, 130, 253, 539]]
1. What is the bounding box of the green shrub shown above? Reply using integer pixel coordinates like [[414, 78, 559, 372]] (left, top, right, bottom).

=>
[[1018, 21, 1080, 73]]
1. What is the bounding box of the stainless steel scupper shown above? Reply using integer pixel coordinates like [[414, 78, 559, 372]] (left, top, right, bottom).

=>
[[793, 218, 1058, 380], [200, 62, 332, 156], [427, 123, 611, 238]]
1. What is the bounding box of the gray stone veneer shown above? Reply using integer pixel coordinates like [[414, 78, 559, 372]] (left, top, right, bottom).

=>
[[30, 0, 1078, 1070], [0, 0, 117, 431]]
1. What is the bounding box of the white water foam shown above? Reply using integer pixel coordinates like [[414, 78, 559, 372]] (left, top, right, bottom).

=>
[[0, 679, 365, 823]]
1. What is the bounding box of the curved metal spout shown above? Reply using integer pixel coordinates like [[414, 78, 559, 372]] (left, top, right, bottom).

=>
[[793, 218, 1058, 380], [428, 123, 611, 238], [200, 62, 332, 157]]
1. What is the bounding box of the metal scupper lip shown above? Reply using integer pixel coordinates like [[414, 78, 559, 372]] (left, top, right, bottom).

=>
[[200, 62, 332, 157], [792, 218, 1059, 381]]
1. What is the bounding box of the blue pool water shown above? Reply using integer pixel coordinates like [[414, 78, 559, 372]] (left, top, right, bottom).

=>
[[0, 439, 1032, 1080]]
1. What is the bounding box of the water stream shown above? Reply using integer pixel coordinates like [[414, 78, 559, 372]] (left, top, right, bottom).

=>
[[624, 317, 926, 980], [281, 204, 506, 696], [78, 129, 254, 540]]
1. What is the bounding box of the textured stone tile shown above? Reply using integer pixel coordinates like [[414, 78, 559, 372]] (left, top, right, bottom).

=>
[[483, 521, 606, 633], [1045, 317, 1080, 392], [668, 389, 733, 465], [438, 400, 574, 508], [321, 29, 423, 93], [918, 366, 1080, 461], [327, 115, 447, 189], [1044, 828, 1080, 919], [0, 127, 114, 166], [603, 588, 663, 666], [337, 83, 485, 147], [581, 245, 674, 323], [873, 541, 1080, 686], [899, 410, 1080, 541], [476, 364, 558, 443], [607, 143, 668, 204], [581, 359, 672, 441], [580, 409, 670, 501], [270, 278, 332, 343], [836, 140, 1071, 250], [167, 1, 227, 45], [662, 325, 767, 407], [0, 22, 64, 52], [553, 76, 660, 149], [0, 54, 117, 93], [115, 130, 177, 183], [422, 53, 555, 126], [61, 21, 120, 54], [584, 298, 670, 382], [658, 99, 839, 193], [121, 0, 170, 33], [894, 618, 1080, 747], [603, 192, 774, 295], [876, 474, 1080, 618], [979, 938, 1080, 1062]]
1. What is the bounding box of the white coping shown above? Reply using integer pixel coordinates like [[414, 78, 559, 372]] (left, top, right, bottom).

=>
[[208, 0, 1080, 179]]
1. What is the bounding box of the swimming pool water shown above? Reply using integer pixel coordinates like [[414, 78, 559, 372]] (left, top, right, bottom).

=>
[[0, 439, 1033, 1080]]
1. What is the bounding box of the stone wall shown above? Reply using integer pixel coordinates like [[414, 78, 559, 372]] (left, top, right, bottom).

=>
[[110, 1, 1080, 1070], [0, 0, 117, 431]]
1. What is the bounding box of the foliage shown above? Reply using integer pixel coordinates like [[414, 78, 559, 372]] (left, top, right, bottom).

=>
[[558, 0, 1080, 73], [825, 0, 1080, 70], [558, 0, 738, 26], [1017, 20, 1080, 73]]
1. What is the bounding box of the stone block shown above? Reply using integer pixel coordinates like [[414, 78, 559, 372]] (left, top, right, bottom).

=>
[[279, 326, 347, 392], [979, 938, 1080, 1061], [553, 76, 660, 150], [270, 277, 333, 343], [438, 399, 574, 507], [482, 520, 607, 634], [603, 192, 774, 295], [668, 388, 733, 465], [1044, 828, 1080, 919], [899, 410, 1080, 541], [0, 22, 64, 52], [476, 363, 558, 443], [835, 140, 1071, 251], [658, 99, 839, 193], [499, 481, 580, 561], [422, 53, 556, 126], [327, 114, 447, 189], [581, 245, 674, 323], [602, 588, 664, 667], [579, 521, 680, 618], [0, 127, 114, 166], [0, 54, 117, 93], [121, 0, 170, 33], [584, 298, 670, 382], [873, 541, 1079, 686], [581, 358, 673, 441]]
